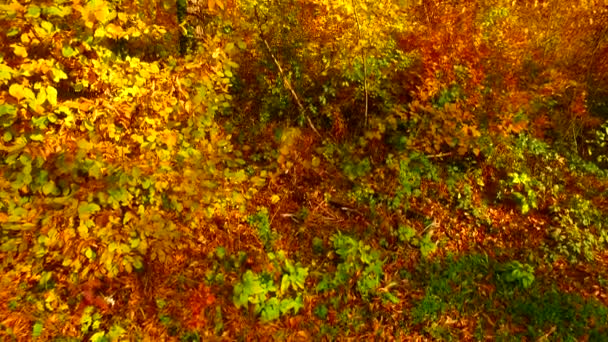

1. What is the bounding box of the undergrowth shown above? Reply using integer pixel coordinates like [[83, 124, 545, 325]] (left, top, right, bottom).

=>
[[2, 0, 608, 341]]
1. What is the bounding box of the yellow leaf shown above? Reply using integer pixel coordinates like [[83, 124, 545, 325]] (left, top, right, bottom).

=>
[[20, 33, 30, 44], [233, 192, 246, 204], [8, 83, 35, 101], [94, 27, 106, 38], [77, 223, 89, 238], [163, 131, 177, 148], [8, 83, 24, 100], [51, 67, 67, 82], [3, 1, 24, 16], [124, 260, 133, 273], [10, 44, 27, 58], [40, 20, 54, 34], [271, 195, 280, 204], [46, 86, 57, 106], [91, 1, 112, 23], [105, 23, 123, 37], [36, 87, 46, 105], [131, 134, 144, 144]]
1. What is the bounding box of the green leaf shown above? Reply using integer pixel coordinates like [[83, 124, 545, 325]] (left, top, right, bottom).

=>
[[382, 291, 400, 304], [521, 202, 530, 214], [32, 321, 43, 338], [107, 324, 126, 340], [7, 28, 19, 37], [88, 161, 102, 179], [0, 63, 14, 81], [42, 180, 57, 195], [260, 297, 280, 321], [44, 5, 72, 17], [420, 235, 437, 258], [26, 5, 41, 18], [233, 284, 248, 308], [62, 45, 78, 58], [280, 274, 290, 294], [78, 202, 101, 216], [32, 116, 49, 129], [314, 304, 328, 319], [279, 298, 294, 314], [215, 246, 226, 259], [0, 104, 17, 127], [141, 178, 152, 189], [80, 306, 94, 332], [398, 225, 416, 242], [315, 275, 332, 292], [132, 256, 143, 269], [291, 294, 304, 313]]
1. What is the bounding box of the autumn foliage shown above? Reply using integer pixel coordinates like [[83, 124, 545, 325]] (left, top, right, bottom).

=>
[[1, 0, 608, 340]]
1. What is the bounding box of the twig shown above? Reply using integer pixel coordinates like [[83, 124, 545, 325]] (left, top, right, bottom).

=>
[[280, 213, 300, 223], [254, 7, 321, 137], [352, 0, 369, 127], [427, 152, 453, 159], [327, 199, 364, 216], [421, 219, 439, 235], [536, 325, 556, 342]]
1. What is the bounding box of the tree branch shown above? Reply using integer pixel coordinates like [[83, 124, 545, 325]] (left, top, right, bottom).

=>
[[254, 7, 321, 137], [352, 0, 369, 127]]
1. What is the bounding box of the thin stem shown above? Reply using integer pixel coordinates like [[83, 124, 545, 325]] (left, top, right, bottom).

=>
[[352, 0, 369, 127]]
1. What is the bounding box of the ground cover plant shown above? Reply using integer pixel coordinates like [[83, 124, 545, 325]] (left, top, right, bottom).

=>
[[1, 0, 608, 340]]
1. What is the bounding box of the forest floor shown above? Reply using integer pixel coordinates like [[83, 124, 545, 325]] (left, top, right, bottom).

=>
[[47, 124, 607, 341], [2, 120, 608, 341]]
